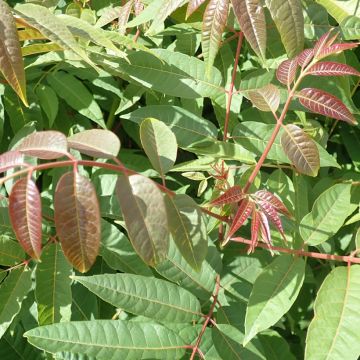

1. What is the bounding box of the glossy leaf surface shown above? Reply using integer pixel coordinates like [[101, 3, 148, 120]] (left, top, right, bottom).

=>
[[247, 84, 280, 113], [307, 61, 360, 77], [276, 59, 298, 87]]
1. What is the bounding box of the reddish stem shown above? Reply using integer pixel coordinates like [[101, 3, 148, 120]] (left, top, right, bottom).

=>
[[231, 237, 360, 264], [190, 275, 220, 360], [223, 32, 243, 141]]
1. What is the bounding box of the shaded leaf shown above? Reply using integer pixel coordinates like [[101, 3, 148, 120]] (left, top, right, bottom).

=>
[[307, 61, 360, 77], [305, 265, 360, 360], [140, 118, 177, 176], [231, 0, 266, 61], [226, 198, 254, 240], [202, 0, 229, 74], [116, 174, 169, 266], [54, 172, 101, 273], [186, 0, 207, 18], [340, 15, 360, 40], [35, 243, 72, 325], [281, 124, 320, 176], [0, 150, 24, 173], [68, 130, 120, 159], [16, 131, 68, 159], [9, 178, 42, 259], [265, 0, 304, 58], [35, 84, 58, 127], [211, 185, 244, 206], [0, 0, 27, 105], [244, 255, 305, 344], [247, 84, 280, 112], [0, 236, 25, 266], [276, 58, 298, 87], [74, 273, 202, 323], [258, 330, 296, 360], [300, 184, 351, 246], [297, 88, 357, 124], [165, 194, 207, 271]]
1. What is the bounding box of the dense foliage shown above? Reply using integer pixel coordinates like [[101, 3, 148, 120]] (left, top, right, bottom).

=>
[[0, 0, 359, 359]]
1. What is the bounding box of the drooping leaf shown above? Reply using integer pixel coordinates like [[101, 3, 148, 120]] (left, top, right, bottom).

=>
[[210, 185, 244, 206], [246, 84, 280, 113], [306, 61, 360, 77], [244, 255, 305, 344], [35, 84, 58, 127], [226, 198, 254, 240], [281, 124, 320, 177], [231, 0, 267, 61], [265, 0, 304, 58], [68, 130, 121, 159], [116, 174, 169, 266], [73, 273, 202, 323], [0, 0, 27, 106], [297, 88, 357, 124], [165, 194, 207, 271], [276, 58, 298, 87], [9, 178, 42, 259], [25, 321, 186, 359], [300, 184, 352, 246], [297, 48, 314, 68], [16, 130, 68, 159], [0, 150, 24, 173], [35, 243, 72, 325], [305, 265, 360, 360], [0, 267, 32, 339], [186, 0, 207, 18], [54, 172, 101, 273], [257, 200, 286, 240], [140, 118, 177, 176], [201, 0, 229, 74], [47, 72, 106, 128]]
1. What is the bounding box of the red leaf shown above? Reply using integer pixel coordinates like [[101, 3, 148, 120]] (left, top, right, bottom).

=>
[[297, 48, 314, 68], [247, 84, 280, 112], [257, 200, 286, 241], [259, 211, 273, 252], [226, 198, 253, 241], [316, 43, 358, 60], [0, 150, 24, 173], [248, 208, 260, 254], [210, 185, 244, 207], [186, 0, 207, 18], [9, 178, 42, 259], [297, 88, 357, 124], [254, 190, 292, 217], [313, 31, 334, 56], [307, 61, 360, 77], [276, 58, 298, 87]]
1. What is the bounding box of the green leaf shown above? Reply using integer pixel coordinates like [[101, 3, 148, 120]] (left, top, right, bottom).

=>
[[165, 194, 208, 271], [340, 16, 360, 40], [315, 0, 358, 23], [35, 84, 58, 127], [258, 330, 296, 360], [265, 0, 304, 57], [0, 0, 27, 105], [73, 273, 202, 323], [0, 267, 32, 339], [305, 265, 360, 360], [244, 255, 305, 344], [300, 184, 352, 246], [100, 219, 152, 276], [140, 118, 177, 176], [116, 174, 169, 266], [25, 320, 186, 359], [35, 243, 72, 326], [0, 236, 25, 266], [47, 71, 105, 128]]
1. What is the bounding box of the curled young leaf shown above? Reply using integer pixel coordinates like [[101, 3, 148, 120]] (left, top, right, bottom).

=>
[[226, 198, 253, 241], [276, 58, 298, 87], [210, 185, 244, 207], [257, 199, 286, 240], [9, 178, 42, 259], [281, 124, 320, 177], [297, 88, 357, 124], [68, 129, 121, 159], [0, 151, 24, 173], [249, 208, 260, 254], [247, 84, 280, 113], [307, 61, 360, 77], [17, 131, 68, 159], [54, 172, 101, 273]]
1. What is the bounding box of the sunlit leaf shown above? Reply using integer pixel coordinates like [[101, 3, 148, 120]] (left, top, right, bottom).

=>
[[265, 0, 304, 58], [73, 273, 202, 323], [210, 185, 244, 206], [165, 194, 207, 271], [140, 118, 177, 176], [276, 58, 298, 87], [257, 200, 285, 240], [9, 178, 42, 260], [68, 129, 121, 159], [16, 131, 68, 159], [247, 84, 280, 113], [226, 198, 254, 240], [186, 0, 207, 18], [307, 61, 360, 77], [281, 124, 320, 176], [202, 0, 229, 74], [116, 174, 169, 266], [305, 265, 360, 360], [297, 48, 314, 68], [0, 0, 27, 106], [297, 88, 357, 124], [54, 172, 101, 273], [340, 15, 360, 40], [300, 184, 351, 246], [231, 0, 266, 61], [254, 190, 292, 218], [0, 150, 24, 173], [316, 42, 358, 60]]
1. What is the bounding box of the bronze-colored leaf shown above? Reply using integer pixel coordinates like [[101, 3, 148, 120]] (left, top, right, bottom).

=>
[[0, 151, 24, 173], [54, 172, 101, 273], [276, 58, 298, 87], [247, 84, 280, 113], [186, 0, 207, 19], [280, 124, 320, 177], [9, 178, 42, 259], [17, 131, 68, 159]]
